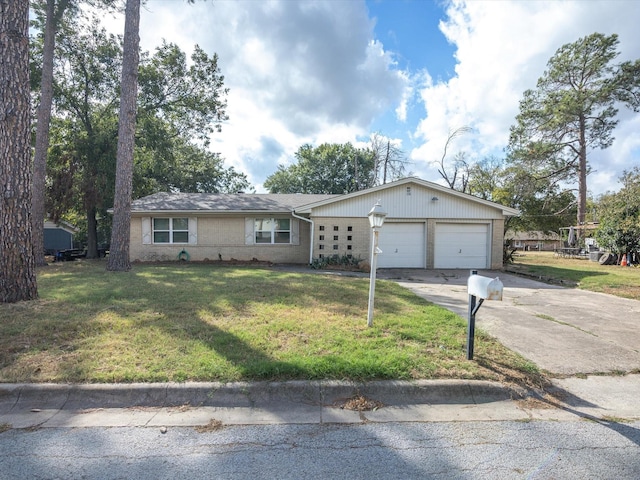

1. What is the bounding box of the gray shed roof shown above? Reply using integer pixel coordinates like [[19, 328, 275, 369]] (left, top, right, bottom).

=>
[[131, 192, 338, 213]]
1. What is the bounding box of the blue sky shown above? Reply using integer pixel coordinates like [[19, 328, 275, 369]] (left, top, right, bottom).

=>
[[103, 0, 640, 196]]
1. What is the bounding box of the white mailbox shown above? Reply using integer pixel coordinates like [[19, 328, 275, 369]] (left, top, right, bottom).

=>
[[467, 275, 503, 301]]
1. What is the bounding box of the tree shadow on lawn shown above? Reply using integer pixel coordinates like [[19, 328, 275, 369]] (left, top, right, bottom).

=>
[[121, 266, 447, 381], [96, 266, 429, 381], [3, 264, 468, 382]]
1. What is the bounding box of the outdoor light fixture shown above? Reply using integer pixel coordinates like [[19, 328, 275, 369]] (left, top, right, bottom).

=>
[[431, 196, 439, 202], [367, 201, 387, 327]]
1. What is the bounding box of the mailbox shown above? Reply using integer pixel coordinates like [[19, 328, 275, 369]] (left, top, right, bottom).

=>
[[467, 275, 503, 301], [466, 271, 504, 360]]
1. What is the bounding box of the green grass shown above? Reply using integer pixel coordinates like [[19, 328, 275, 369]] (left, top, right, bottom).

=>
[[0, 261, 542, 385], [509, 251, 640, 300]]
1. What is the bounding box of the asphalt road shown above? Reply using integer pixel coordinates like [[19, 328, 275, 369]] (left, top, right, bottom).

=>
[[1, 420, 639, 479]]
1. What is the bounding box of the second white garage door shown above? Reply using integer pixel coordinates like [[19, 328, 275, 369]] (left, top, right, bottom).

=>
[[434, 223, 489, 269], [377, 222, 425, 268]]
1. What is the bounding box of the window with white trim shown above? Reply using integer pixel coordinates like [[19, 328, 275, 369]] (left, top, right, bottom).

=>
[[153, 218, 189, 244], [254, 218, 291, 244]]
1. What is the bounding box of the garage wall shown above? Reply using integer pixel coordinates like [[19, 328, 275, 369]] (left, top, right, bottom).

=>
[[308, 183, 509, 269], [377, 222, 426, 268], [310, 217, 370, 262], [434, 223, 490, 269]]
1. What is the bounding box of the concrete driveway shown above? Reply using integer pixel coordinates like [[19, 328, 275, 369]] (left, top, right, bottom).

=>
[[378, 269, 640, 376]]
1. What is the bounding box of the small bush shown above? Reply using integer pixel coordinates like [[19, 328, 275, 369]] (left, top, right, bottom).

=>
[[311, 254, 363, 270]]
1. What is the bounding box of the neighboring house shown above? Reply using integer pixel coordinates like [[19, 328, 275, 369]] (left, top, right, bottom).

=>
[[44, 219, 77, 254], [129, 177, 519, 269], [505, 231, 562, 252]]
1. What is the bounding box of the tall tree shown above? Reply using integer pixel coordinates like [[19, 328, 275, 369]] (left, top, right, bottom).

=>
[[437, 126, 472, 192], [264, 143, 376, 194], [40, 17, 230, 256], [107, 0, 140, 272], [31, 0, 71, 266], [467, 157, 576, 235], [31, 1, 117, 264], [0, 0, 38, 302], [42, 17, 122, 258], [508, 33, 640, 229], [369, 133, 408, 185]]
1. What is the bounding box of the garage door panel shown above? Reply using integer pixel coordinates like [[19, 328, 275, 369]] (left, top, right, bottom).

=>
[[435, 223, 488, 269], [377, 223, 425, 268]]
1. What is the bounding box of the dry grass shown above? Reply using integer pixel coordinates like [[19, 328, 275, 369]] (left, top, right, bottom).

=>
[[195, 418, 224, 433]]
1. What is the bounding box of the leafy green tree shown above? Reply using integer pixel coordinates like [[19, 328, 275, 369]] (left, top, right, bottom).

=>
[[508, 33, 640, 230], [1, 0, 38, 302], [42, 17, 122, 257], [30, 1, 119, 265], [134, 137, 250, 195], [467, 156, 576, 235], [264, 143, 376, 194], [596, 168, 640, 256], [39, 16, 235, 257]]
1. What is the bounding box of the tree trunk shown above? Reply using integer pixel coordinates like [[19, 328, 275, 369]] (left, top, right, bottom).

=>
[[107, 0, 140, 272], [32, 0, 59, 266], [578, 115, 588, 231], [86, 206, 98, 259], [0, 0, 38, 302]]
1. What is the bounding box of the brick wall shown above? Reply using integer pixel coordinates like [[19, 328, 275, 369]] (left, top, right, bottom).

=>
[[311, 217, 370, 262], [130, 215, 311, 264]]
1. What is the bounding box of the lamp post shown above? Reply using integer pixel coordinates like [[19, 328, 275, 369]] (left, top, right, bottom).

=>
[[367, 201, 387, 327]]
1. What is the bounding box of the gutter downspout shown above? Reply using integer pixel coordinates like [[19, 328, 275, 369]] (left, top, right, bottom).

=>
[[292, 210, 314, 264]]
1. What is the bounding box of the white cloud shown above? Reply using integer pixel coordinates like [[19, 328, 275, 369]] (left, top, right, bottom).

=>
[[135, 0, 408, 191], [410, 0, 640, 195], [102, 0, 638, 195]]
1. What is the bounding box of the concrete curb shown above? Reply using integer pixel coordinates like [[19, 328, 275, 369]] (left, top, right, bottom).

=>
[[2, 378, 638, 428], [0, 379, 526, 411], [0, 380, 537, 428]]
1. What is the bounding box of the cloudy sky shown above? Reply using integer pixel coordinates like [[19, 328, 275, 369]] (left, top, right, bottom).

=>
[[113, 0, 639, 195]]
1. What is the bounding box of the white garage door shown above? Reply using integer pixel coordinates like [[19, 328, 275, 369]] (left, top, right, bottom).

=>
[[434, 223, 489, 269], [377, 223, 425, 268]]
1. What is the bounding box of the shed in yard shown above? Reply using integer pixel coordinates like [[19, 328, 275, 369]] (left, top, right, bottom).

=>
[[44, 220, 77, 254]]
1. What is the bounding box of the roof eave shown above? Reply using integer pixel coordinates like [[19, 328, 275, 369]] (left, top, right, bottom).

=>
[[130, 209, 296, 216]]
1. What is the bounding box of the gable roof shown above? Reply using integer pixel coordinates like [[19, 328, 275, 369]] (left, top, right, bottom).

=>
[[294, 177, 521, 216], [129, 177, 520, 217], [130, 192, 337, 214]]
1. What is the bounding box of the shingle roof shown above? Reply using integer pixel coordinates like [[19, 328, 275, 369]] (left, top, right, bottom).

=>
[[130, 192, 338, 213]]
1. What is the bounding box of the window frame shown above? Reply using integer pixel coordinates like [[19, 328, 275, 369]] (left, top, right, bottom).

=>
[[152, 217, 189, 244], [254, 217, 292, 245]]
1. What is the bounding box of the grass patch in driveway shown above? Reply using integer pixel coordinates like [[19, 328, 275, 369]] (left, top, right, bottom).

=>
[[508, 252, 640, 300], [0, 261, 542, 387]]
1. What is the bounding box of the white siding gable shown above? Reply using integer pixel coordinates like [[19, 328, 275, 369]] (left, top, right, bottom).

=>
[[310, 183, 503, 220]]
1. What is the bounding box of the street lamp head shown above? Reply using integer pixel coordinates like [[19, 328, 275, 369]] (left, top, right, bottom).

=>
[[368, 201, 387, 229]]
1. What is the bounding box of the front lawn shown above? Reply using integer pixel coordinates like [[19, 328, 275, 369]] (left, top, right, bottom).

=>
[[0, 261, 540, 385]]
